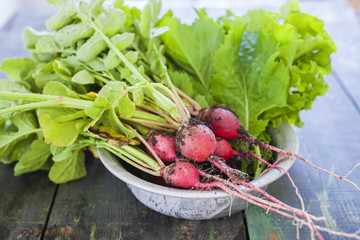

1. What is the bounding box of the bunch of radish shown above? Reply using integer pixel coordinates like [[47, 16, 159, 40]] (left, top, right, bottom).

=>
[[143, 105, 360, 240]]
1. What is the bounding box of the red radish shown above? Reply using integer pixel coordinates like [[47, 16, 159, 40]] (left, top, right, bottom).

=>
[[160, 162, 325, 239], [214, 138, 242, 161], [161, 161, 217, 188], [175, 119, 247, 180], [176, 119, 217, 162], [199, 107, 248, 140], [147, 131, 179, 163], [200, 106, 360, 193]]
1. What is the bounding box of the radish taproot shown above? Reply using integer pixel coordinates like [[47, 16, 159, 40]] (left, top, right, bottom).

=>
[[161, 161, 216, 188]]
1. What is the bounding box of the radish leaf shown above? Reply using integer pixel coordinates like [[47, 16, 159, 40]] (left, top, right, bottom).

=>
[[14, 139, 52, 175], [49, 149, 86, 183], [158, 17, 224, 89]]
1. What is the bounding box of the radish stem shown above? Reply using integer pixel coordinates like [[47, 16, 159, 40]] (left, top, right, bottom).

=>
[[125, 124, 165, 168], [175, 87, 201, 112]]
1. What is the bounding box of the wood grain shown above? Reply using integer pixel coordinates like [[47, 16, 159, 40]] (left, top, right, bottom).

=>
[[45, 156, 247, 240], [0, 163, 56, 240], [0, 7, 58, 240]]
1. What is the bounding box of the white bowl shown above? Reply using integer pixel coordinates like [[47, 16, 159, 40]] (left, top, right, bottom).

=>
[[98, 121, 299, 220]]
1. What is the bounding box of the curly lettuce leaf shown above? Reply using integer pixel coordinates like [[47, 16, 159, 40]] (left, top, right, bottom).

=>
[[259, 1, 336, 128]]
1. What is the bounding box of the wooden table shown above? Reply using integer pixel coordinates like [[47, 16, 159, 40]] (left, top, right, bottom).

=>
[[0, 1, 359, 239]]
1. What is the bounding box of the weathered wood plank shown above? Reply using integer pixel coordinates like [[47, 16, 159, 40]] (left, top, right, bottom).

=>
[[45, 156, 247, 240], [0, 163, 56, 240], [0, 7, 58, 240]]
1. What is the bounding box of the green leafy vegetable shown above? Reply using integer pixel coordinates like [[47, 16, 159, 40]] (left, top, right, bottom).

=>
[[14, 139, 52, 175], [160, 1, 335, 136], [0, 0, 335, 183], [158, 17, 224, 89], [0, 112, 41, 164], [49, 148, 86, 183], [72, 70, 95, 84]]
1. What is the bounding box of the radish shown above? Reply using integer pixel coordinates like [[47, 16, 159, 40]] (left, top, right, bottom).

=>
[[199, 106, 249, 140], [147, 131, 179, 163], [160, 161, 329, 239], [175, 119, 248, 180], [161, 161, 214, 188], [214, 138, 242, 161], [199, 106, 360, 191], [175, 119, 217, 162]]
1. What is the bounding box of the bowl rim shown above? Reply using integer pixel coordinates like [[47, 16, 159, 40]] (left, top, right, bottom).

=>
[[98, 121, 299, 199]]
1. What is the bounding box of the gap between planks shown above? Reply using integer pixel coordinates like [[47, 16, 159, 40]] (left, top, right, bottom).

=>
[[40, 184, 59, 240], [332, 69, 360, 114]]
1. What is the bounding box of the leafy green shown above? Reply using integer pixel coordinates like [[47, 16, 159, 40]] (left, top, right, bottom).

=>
[[49, 148, 86, 183], [43, 81, 80, 98], [0, 0, 336, 183], [76, 33, 108, 62], [0, 112, 41, 163], [117, 92, 135, 119], [140, 0, 161, 39], [95, 8, 126, 36], [160, 1, 335, 136], [39, 114, 86, 147], [0, 58, 35, 81], [14, 139, 52, 175], [158, 17, 224, 89], [46, 10, 76, 31], [72, 70, 95, 85], [211, 12, 292, 136], [54, 23, 94, 48], [23, 27, 51, 50], [35, 35, 60, 53]]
